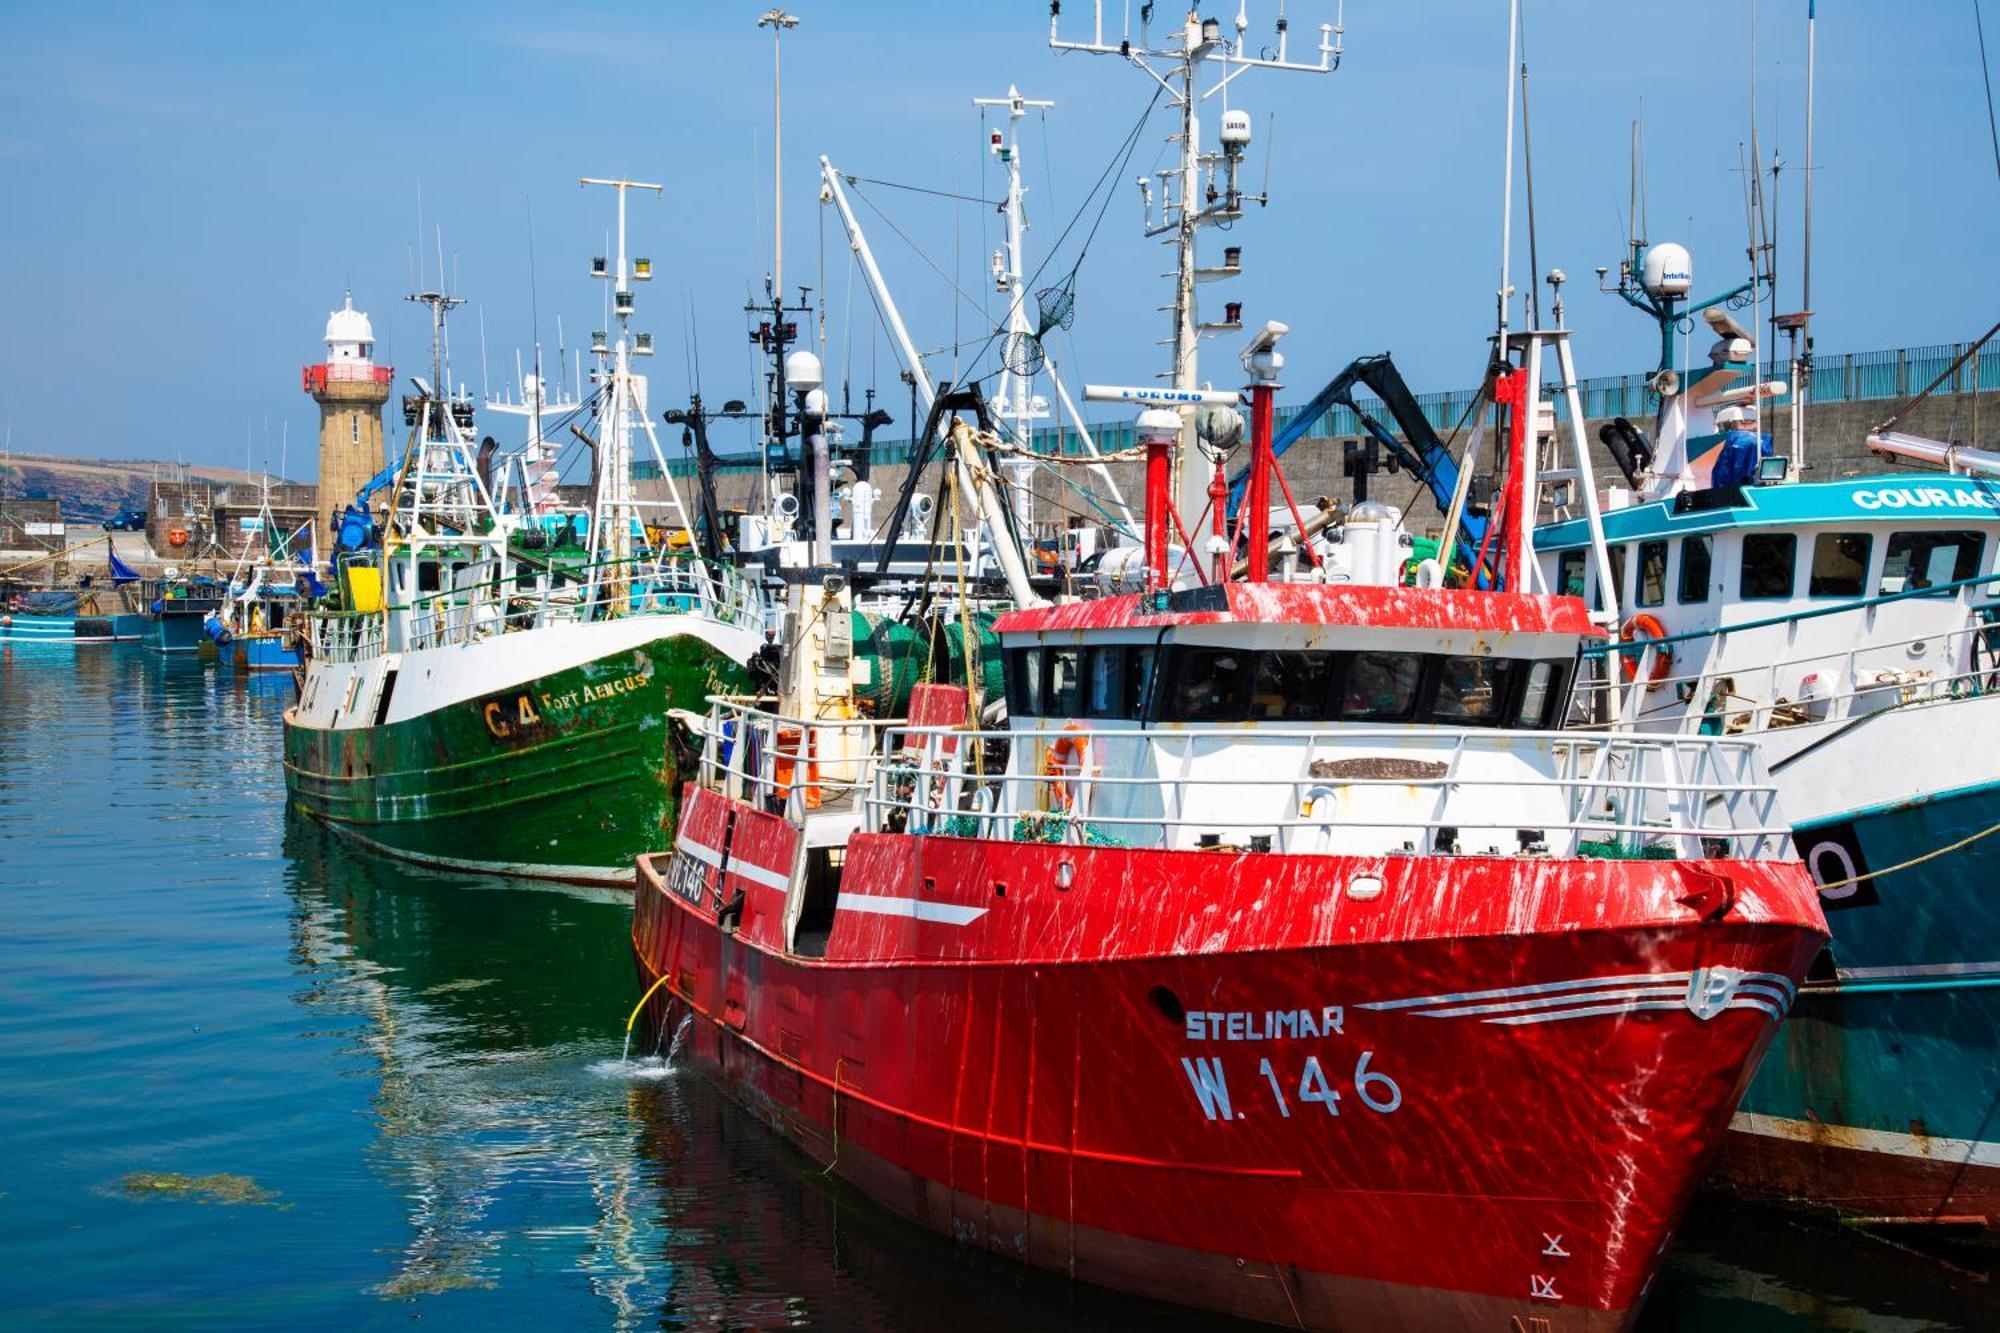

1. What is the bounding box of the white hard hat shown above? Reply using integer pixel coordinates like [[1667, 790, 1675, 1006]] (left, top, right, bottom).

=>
[[1715, 406, 1747, 427]]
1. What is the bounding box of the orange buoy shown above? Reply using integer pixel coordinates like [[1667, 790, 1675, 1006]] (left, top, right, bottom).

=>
[[167, 528, 190, 548]]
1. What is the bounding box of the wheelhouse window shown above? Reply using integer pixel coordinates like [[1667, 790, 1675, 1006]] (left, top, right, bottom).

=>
[[1880, 530, 1986, 594], [1809, 532, 1872, 598], [1125, 646, 1157, 718], [1007, 647, 1044, 716], [1515, 660, 1568, 729], [1635, 540, 1668, 607], [1678, 535, 1712, 603], [1083, 647, 1125, 719], [1739, 533, 1796, 599], [1556, 549, 1586, 598], [1167, 647, 1252, 721], [1341, 652, 1422, 722], [1592, 545, 1628, 612], [1429, 655, 1515, 726], [1248, 650, 1338, 721], [1047, 648, 1085, 718]]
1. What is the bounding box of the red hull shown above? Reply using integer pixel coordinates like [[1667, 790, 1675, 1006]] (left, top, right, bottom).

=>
[[633, 787, 1825, 1330]]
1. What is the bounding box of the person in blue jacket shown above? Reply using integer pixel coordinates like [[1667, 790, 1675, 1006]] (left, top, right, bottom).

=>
[[1709, 405, 1770, 488]]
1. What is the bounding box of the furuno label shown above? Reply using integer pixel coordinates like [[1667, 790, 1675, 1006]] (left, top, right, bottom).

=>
[[479, 690, 548, 742]]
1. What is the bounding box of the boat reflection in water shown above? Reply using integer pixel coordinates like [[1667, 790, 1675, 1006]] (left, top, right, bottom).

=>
[[280, 816, 1220, 1329]]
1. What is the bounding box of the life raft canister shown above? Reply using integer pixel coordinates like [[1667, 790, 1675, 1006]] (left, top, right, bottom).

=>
[[1619, 612, 1674, 690]]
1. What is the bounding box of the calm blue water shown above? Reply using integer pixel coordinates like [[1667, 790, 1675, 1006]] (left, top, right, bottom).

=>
[[0, 645, 1992, 1330]]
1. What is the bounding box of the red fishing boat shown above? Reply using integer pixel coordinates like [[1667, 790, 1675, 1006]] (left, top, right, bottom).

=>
[[631, 303, 1829, 1326]]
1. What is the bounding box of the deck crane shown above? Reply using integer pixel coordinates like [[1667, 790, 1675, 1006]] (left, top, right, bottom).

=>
[[1226, 352, 1488, 557]]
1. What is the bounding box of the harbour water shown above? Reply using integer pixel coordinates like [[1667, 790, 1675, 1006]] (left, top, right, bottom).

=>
[[2, 646, 1993, 1331]]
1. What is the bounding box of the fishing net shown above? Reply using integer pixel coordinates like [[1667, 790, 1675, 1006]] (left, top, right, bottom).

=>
[[1035, 281, 1075, 336], [1004, 334, 1048, 377]]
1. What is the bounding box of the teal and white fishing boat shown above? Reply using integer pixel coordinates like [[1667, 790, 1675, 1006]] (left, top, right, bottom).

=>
[[1540, 239, 2000, 1230], [206, 483, 317, 672]]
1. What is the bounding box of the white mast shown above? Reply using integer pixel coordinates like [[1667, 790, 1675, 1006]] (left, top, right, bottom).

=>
[[579, 177, 695, 615], [1050, 2, 1341, 530], [975, 85, 1055, 530]]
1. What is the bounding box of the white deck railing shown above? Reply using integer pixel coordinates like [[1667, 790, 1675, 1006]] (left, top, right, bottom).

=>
[[304, 555, 769, 665], [694, 699, 1791, 862], [1582, 607, 2000, 737]]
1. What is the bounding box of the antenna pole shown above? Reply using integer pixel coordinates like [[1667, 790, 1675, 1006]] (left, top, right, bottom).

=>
[[1497, 0, 1520, 341], [1798, 0, 1817, 473], [759, 9, 800, 302]]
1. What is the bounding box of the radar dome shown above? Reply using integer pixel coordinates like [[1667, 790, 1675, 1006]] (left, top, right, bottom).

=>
[[1640, 243, 1693, 299]]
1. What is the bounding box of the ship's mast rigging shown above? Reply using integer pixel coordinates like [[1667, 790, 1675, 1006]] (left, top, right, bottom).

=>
[[1049, 2, 1343, 533], [580, 176, 697, 615]]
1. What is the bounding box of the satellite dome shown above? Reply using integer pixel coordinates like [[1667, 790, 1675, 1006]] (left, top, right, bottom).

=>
[[1640, 243, 1693, 299]]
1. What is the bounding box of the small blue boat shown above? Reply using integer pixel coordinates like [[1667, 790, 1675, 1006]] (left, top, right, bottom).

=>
[[0, 589, 134, 644], [144, 576, 227, 654]]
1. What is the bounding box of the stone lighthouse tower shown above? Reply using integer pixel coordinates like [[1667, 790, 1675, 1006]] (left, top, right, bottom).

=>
[[302, 294, 393, 560]]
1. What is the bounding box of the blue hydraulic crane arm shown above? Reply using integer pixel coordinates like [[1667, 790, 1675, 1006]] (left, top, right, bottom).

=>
[[333, 449, 410, 553], [352, 452, 407, 508], [1227, 352, 1486, 553]]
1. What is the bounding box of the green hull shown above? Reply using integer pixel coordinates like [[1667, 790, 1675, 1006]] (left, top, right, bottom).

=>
[[283, 635, 746, 884]]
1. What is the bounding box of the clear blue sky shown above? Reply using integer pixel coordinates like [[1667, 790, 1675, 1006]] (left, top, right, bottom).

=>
[[1, 1, 1993, 474]]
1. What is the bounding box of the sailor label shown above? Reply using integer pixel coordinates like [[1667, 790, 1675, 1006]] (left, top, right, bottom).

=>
[[480, 690, 548, 743]]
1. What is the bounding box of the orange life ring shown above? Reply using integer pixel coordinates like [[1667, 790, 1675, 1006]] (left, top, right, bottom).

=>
[[1619, 612, 1674, 690], [167, 528, 190, 548], [1042, 725, 1090, 811]]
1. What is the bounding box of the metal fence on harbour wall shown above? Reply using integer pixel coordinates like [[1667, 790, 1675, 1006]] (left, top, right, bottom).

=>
[[668, 340, 2000, 475]]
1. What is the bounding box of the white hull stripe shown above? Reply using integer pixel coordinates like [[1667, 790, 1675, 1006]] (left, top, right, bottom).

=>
[[317, 820, 634, 887], [1731, 1111, 2000, 1170], [677, 838, 790, 892], [836, 894, 987, 926], [1361, 970, 1796, 1026]]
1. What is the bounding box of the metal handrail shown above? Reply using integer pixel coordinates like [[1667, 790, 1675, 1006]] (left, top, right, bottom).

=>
[[865, 722, 1785, 859], [1578, 598, 2000, 736], [1585, 569, 2000, 660], [303, 551, 768, 664], [692, 699, 1788, 861]]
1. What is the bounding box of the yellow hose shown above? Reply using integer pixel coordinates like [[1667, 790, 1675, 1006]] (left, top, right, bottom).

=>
[[625, 967, 674, 1036]]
